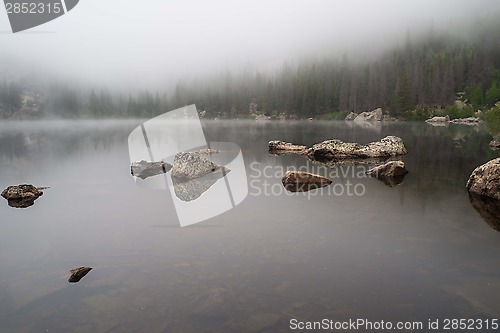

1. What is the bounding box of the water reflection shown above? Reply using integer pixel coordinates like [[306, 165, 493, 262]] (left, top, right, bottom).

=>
[[468, 193, 500, 231], [0, 120, 500, 332]]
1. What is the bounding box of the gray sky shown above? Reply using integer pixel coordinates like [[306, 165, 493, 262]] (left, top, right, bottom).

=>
[[0, 0, 499, 90]]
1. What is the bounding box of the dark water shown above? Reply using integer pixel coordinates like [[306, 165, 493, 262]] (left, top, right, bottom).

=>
[[0, 119, 499, 332]]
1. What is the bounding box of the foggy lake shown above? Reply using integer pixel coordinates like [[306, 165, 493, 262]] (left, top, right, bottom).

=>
[[0, 119, 499, 332]]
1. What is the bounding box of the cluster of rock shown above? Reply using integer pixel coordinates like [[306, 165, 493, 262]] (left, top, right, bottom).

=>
[[450, 117, 482, 124], [131, 150, 229, 202], [281, 160, 409, 192], [426, 115, 482, 125], [269, 136, 407, 161], [272, 136, 409, 190], [344, 108, 383, 122]]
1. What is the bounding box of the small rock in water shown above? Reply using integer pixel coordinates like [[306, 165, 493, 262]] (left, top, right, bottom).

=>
[[131, 160, 172, 180], [282, 171, 332, 192], [68, 266, 92, 283], [1, 184, 46, 208], [366, 161, 408, 187], [268, 141, 307, 155]]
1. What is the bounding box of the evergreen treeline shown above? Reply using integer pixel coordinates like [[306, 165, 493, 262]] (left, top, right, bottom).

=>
[[1, 23, 500, 119]]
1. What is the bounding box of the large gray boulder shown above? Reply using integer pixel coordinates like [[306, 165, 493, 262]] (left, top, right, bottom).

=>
[[308, 136, 407, 161], [354, 108, 383, 122], [466, 158, 500, 200], [1, 184, 46, 208], [171, 152, 227, 180], [282, 171, 332, 192]]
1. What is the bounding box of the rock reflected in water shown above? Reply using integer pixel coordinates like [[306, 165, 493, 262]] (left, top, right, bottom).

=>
[[131, 160, 172, 180], [282, 171, 332, 193], [366, 161, 409, 187], [468, 193, 500, 232], [68, 266, 93, 283], [1, 184, 46, 208], [172, 169, 229, 202]]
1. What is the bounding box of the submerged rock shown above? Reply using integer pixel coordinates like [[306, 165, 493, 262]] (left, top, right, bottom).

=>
[[466, 158, 500, 200], [354, 108, 383, 122], [468, 193, 500, 232], [1, 184, 46, 208], [282, 171, 332, 192], [246, 313, 281, 333], [366, 161, 408, 187], [131, 160, 172, 180], [189, 286, 234, 320], [308, 136, 407, 161], [68, 266, 92, 283], [268, 141, 307, 155], [171, 152, 227, 180]]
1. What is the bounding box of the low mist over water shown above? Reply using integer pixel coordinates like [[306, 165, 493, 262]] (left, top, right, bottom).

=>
[[0, 120, 499, 332]]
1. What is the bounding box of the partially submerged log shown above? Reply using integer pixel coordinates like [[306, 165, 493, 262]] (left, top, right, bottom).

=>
[[282, 171, 332, 192], [1, 184, 47, 208], [68, 266, 92, 283]]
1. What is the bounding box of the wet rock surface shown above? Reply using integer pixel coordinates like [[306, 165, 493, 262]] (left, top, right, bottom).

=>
[[131, 160, 172, 180], [468, 193, 500, 232], [366, 161, 408, 187], [268, 141, 307, 155], [1, 184, 46, 208], [282, 171, 332, 192], [466, 157, 500, 200], [171, 152, 227, 180], [68, 266, 92, 283], [308, 136, 407, 161]]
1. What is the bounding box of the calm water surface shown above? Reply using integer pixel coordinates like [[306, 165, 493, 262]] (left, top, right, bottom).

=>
[[0, 119, 499, 332]]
